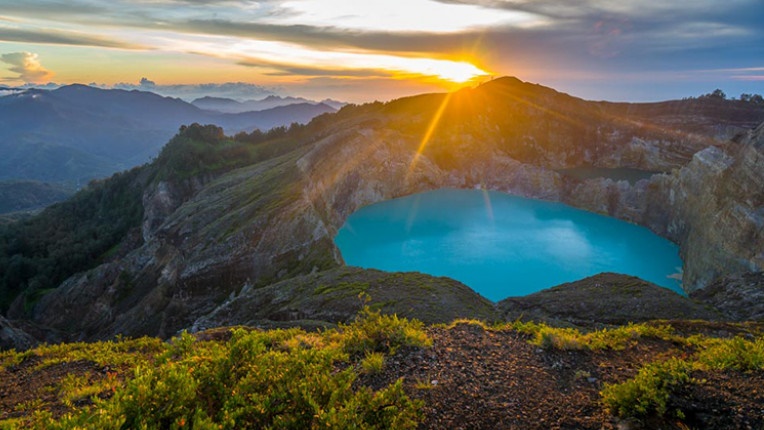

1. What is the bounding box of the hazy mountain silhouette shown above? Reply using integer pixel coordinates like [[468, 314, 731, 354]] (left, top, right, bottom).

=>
[[192, 95, 346, 113], [0, 85, 336, 185]]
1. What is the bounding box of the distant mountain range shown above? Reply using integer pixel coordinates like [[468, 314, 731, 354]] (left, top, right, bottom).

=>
[[192, 95, 346, 113], [0, 84, 337, 187]]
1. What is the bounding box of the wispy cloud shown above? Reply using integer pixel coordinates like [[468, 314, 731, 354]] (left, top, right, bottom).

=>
[[733, 75, 764, 81], [0, 51, 54, 82], [263, 0, 541, 33], [0, 27, 147, 49], [111, 79, 277, 101]]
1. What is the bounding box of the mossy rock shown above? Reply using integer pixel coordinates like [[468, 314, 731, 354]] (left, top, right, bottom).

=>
[[191, 267, 499, 331], [498, 272, 723, 327]]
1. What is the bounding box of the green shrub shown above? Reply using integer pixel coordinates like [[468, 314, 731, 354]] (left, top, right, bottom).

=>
[[33, 336, 165, 369], [601, 358, 691, 418], [584, 323, 679, 351], [338, 306, 432, 355], [116, 363, 201, 428], [0, 349, 27, 370], [520, 322, 679, 351], [696, 336, 764, 371], [58, 373, 119, 408], [20, 314, 427, 429]]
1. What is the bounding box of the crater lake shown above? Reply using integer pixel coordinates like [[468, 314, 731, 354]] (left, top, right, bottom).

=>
[[335, 189, 684, 301]]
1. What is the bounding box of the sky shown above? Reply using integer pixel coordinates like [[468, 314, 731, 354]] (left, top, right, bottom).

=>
[[0, 0, 763, 103]]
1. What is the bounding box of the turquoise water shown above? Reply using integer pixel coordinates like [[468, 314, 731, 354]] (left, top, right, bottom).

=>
[[335, 189, 684, 301]]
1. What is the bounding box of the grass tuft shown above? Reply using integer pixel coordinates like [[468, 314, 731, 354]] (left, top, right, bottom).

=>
[[360, 351, 386, 374]]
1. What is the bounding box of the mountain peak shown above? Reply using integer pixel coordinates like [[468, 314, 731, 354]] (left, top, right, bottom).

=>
[[191, 96, 241, 104], [53, 83, 100, 93], [483, 76, 524, 86]]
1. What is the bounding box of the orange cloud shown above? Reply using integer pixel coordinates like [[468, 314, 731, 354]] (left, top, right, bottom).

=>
[[0, 51, 54, 82]]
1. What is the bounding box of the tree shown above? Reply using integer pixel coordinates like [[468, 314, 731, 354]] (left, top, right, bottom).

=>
[[710, 89, 726, 99], [698, 89, 727, 101]]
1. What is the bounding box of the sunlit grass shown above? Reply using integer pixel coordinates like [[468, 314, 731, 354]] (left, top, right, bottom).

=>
[[360, 351, 386, 374], [58, 372, 120, 408], [695, 336, 764, 371], [32, 337, 166, 370], [2, 307, 430, 429], [601, 358, 692, 418], [602, 333, 764, 420], [3, 312, 763, 427]]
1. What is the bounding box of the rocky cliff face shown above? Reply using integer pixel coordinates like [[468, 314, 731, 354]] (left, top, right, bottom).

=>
[[17, 78, 764, 343], [639, 124, 764, 290], [299, 112, 762, 294], [690, 272, 764, 321], [32, 151, 337, 340]]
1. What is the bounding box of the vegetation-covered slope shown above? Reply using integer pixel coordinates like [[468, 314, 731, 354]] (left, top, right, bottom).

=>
[[191, 266, 499, 331], [0, 308, 429, 429], [499, 272, 722, 326], [0, 181, 74, 215], [1, 312, 762, 429], [0, 122, 309, 315], [0, 168, 145, 314]]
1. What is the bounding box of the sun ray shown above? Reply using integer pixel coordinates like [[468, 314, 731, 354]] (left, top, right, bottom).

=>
[[481, 188, 495, 224], [406, 92, 453, 182], [404, 194, 422, 234]]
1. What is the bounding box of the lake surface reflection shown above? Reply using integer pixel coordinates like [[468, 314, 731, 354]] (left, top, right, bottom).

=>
[[335, 189, 684, 301]]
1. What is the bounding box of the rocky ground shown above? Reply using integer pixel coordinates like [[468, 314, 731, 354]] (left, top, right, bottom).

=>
[[366, 321, 764, 430], [691, 272, 764, 321], [3, 319, 763, 429]]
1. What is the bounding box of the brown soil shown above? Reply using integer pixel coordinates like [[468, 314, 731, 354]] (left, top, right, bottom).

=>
[[362, 321, 764, 430], [0, 357, 118, 421]]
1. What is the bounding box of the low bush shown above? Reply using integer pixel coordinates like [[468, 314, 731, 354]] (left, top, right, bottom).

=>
[[522, 322, 678, 351], [8, 308, 429, 429], [533, 326, 585, 350], [695, 336, 764, 371], [338, 307, 432, 356], [601, 358, 691, 418]]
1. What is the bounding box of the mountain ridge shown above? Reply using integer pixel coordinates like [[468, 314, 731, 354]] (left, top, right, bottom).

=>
[[0, 85, 336, 186], [191, 94, 346, 113], [0, 76, 762, 347]]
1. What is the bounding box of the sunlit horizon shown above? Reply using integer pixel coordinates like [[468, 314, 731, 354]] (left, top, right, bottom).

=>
[[0, 1, 761, 102]]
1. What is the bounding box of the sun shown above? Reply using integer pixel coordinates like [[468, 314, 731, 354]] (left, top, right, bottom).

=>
[[433, 60, 489, 84], [387, 56, 489, 84]]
